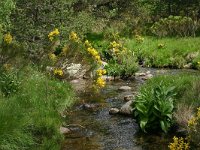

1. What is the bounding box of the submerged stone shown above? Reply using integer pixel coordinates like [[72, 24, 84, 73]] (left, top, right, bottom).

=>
[[118, 86, 132, 91]]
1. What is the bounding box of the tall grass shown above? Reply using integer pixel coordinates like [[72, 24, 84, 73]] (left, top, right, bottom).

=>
[[125, 37, 200, 68], [0, 66, 75, 149]]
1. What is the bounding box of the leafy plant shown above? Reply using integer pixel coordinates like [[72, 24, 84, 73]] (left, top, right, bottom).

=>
[[0, 71, 20, 97], [134, 83, 176, 133]]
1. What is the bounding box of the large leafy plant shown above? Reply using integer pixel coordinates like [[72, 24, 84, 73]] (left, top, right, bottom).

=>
[[134, 83, 176, 133]]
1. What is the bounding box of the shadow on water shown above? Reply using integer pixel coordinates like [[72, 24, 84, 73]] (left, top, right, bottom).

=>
[[62, 68, 199, 150]]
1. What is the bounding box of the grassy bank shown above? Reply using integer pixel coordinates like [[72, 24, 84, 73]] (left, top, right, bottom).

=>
[[0, 66, 75, 150], [125, 37, 200, 69], [133, 73, 200, 134]]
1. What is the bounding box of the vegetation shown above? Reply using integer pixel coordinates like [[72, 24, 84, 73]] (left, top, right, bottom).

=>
[[125, 37, 200, 69], [1, 0, 200, 149], [134, 83, 176, 133], [0, 67, 74, 149]]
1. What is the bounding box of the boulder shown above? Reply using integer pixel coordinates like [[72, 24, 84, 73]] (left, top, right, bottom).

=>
[[183, 63, 192, 69], [124, 94, 134, 102], [109, 108, 120, 115], [141, 74, 153, 80], [118, 86, 132, 91], [135, 72, 146, 77], [60, 127, 70, 134], [119, 100, 134, 115]]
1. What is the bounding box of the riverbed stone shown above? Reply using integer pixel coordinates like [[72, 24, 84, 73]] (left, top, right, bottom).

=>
[[109, 108, 120, 115], [118, 86, 132, 91], [119, 100, 134, 115], [135, 72, 146, 76], [183, 63, 192, 69], [124, 94, 134, 102], [141, 73, 153, 80], [60, 127, 70, 134]]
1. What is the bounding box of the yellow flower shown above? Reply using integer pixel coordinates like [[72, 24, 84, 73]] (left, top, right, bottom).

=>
[[84, 40, 92, 48], [110, 41, 121, 48], [4, 33, 12, 44], [48, 53, 57, 62], [48, 28, 60, 41], [54, 68, 64, 76], [69, 31, 79, 42], [96, 77, 106, 88], [96, 69, 107, 76], [188, 117, 197, 127], [168, 136, 189, 150]]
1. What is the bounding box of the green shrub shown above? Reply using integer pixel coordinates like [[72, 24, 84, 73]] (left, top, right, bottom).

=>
[[134, 83, 176, 133], [0, 71, 20, 97], [151, 16, 199, 37], [0, 0, 15, 30]]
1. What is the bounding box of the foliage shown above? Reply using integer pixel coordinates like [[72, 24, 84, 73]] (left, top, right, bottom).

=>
[[151, 16, 199, 37], [0, 66, 74, 149], [0, 70, 20, 97], [134, 83, 176, 133], [168, 136, 190, 150], [187, 107, 200, 147], [0, 0, 15, 30], [133, 74, 200, 134], [103, 40, 138, 79], [125, 37, 200, 69]]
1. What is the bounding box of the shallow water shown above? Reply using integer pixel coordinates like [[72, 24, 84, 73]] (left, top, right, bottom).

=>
[[62, 68, 199, 150]]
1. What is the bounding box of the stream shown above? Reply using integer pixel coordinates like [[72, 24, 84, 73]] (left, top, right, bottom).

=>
[[62, 68, 198, 150]]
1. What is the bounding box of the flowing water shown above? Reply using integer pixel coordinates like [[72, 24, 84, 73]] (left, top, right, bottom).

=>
[[62, 68, 198, 150]]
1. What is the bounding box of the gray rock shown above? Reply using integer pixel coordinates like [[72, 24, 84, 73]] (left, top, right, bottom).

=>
[[119, 100, 133, 115], [62, 63, 86, 79], [82, 103, 99, 111], [118, 86, 132, 91], [60, 127, 70, 134], [135, 72, 146, 76], [109, 108, 120, 115], [183, 63, 192, 69], [102, 75, 115, 81], [141, 74, 153, 80], [124, 94, 134, 102]]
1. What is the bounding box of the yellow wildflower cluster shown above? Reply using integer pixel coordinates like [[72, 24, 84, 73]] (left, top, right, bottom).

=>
[[168, 136, 190, 150], [85, 40, 102, 64], [188, 107, 200, 128], [48, 53, 57, 62], [95, 69, 106, 88], [96, 69, 106, 76], [135, 34, 144, 43], [109, 41, 122, 54], [96, 77, 106, 88], [53, 68, 64, 76], [158, 43, 165, 49], [48, 28, 60, 41], [4, 33, 12, 44], [69, 31, 79, 42], [84, 40, 92, 48]]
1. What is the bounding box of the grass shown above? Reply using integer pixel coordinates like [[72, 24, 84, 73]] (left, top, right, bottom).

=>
[[125, 37, 200, 69], [0, 66, 75, 150]]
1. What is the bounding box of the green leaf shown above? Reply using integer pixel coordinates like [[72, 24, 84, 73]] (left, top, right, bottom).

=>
[[140, 118, 148, 132]]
